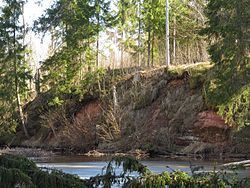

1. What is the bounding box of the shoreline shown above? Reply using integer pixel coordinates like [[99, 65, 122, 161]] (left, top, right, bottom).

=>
[[0, 146, 248, 163]]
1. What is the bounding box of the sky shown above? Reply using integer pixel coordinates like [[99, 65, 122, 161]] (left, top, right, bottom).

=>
[[0, 0, 53, 66], [24, 0, 53, 24], [23, 0, 54, 64]]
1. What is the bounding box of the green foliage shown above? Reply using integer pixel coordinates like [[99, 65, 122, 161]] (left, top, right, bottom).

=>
[[79, 68, 107, 97], [33, 0, 114, 109], [167, 67, 185, 77], [0, 154, 88, 188], [188, 63, 214, 89], [31, 169, 88, 188], [202, 0, 250, 127], [89, 156, 150, 187], [202, 0, 249, 67], [34, 0, 112, 85], [48, 97, 64, 107], [204, 68, 250, 127], [116, 0, 207, 66], [0, 0, 31, 139], [0, 167, 34, 188], [0, 154, 38, 173], [46, 68, 106, 107], [90, 155, 250, 188]]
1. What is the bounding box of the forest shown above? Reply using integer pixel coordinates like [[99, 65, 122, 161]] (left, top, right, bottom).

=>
[[0, 0, 249, 187]]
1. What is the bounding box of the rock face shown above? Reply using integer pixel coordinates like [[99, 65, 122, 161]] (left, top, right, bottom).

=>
[[193, 111, 231, 143], [178, 111, 232, 158], [20, 65, 234, 157], [116, 77, 205, 153]]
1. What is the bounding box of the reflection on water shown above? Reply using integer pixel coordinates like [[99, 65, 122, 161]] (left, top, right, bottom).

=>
[[35, 156, 218, 179]]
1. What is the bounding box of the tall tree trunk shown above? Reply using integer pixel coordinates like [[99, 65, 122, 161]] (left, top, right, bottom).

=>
[[14, 6, 29, 138], [35, 68, 41, 95], [87, 38, 92, 72], [137, 0, 141, 67], [22, 2, 29, 98], [121, 46, 123, 69], [96, 20, 99, 67], [147, 29, 151, 67], [173, 18, 176, 64], [166, 0, 170, 66], [151, 31, 154, 67], [120, 0, 125, 71], [16, 82, 29, 138], [187, 43, 191, 64], [96, 0, 100, 67], [22, 2, 26, 50]]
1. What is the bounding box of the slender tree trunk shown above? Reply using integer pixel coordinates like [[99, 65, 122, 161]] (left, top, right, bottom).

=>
[[96, 34, 99, 67], [22, 2, 29, 98], [121, 30, 125, 69], [120, 0, 125, 71], [114, 30, 118, 70], [166, 0, 170, 66], [35, 68, 41, 95], [121, 46, 123, 69], [151, 31, 154, 67], [187, 43, 191, 64], [14, 6, 29, 138], [96, 22, 99, 67], [112, 85, 118, 111], [137, 0, 141, 67], [16, 83, 29, 138], [87, 38, 92, 72], [173, 18, 176, 64], [22, 2, 26, 50], [147, 29, 151, 67], [96, 1, 100, 67]]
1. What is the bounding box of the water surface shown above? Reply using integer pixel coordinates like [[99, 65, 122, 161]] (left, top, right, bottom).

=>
[[35, 155, 219, 179]]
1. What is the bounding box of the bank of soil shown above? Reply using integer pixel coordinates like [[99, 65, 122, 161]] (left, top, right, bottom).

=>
[[14, 64, 250, 159]]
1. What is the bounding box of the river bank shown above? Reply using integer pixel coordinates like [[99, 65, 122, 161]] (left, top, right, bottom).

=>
[[1, 154, 250, 188], [35, 155, 250, 181], [1, 147, 248, 164], [6, 63, 250, 163]]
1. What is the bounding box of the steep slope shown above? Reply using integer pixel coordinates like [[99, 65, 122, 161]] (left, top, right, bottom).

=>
[[15, 63, 249, 158]]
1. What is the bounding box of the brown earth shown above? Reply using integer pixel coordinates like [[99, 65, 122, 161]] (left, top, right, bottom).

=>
[[16, 65, 250, 159]]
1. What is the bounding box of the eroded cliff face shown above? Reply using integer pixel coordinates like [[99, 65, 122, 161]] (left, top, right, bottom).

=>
[[99, 67, 232, 158], [19, 64, 240, 157]]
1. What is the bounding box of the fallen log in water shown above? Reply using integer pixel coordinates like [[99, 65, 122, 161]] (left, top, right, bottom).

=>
[[221, 160, 250, 168]]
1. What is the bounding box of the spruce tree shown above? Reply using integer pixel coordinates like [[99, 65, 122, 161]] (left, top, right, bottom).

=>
[[203, 0, 250, 127], [0, 0, 30, 138], [203, 0, 250, 69], [34, 0, 112, 92]]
